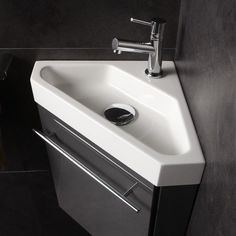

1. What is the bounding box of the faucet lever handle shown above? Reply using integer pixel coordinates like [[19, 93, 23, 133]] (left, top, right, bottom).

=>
[[130, 17, 166, 40], [130, 17, 157, 40], [130, 18, 152, 27]]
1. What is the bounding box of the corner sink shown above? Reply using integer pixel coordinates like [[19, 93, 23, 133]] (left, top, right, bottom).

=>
[[40, 64, 186, 156], [31, 61, 205, 186]]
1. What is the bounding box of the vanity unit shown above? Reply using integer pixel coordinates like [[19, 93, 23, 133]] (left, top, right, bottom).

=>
[[31, 61, 205, 236]]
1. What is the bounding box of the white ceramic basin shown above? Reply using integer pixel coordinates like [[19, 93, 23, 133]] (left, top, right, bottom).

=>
[[31, 61, 205, 186]]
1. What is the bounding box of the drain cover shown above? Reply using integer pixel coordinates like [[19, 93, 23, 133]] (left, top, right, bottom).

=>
[[104, 103, 136, 126]]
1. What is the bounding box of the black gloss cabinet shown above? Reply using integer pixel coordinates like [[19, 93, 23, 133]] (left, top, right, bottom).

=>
[[36, 106, 198, 236]]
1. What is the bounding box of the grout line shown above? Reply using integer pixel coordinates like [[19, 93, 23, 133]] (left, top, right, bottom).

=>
[[0, 47, 176, 50], [0, 170, 49, 174], [0, 48, 110, 50]]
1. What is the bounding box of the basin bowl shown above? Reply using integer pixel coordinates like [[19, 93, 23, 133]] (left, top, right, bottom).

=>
[[40, 64, 188, 156]]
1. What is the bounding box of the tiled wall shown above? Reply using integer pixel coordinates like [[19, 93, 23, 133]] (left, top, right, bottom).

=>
[[0, 1, 181, 235], [175, 0, 236, 235], [0, 0, 181, 172], [0, 0, 179, 49]]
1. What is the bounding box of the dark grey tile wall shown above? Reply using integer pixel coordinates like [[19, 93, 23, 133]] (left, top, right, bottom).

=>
[[0, 0, 181, 172], [175, 0, 236, 235], [0, 0, 179, 49], [0, 1, 181, 235]]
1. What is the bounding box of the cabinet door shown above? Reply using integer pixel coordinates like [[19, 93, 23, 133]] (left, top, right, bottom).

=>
[[38, 108, 153, 236]]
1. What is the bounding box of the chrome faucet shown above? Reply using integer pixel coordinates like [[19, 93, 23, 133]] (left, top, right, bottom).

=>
[[112, 17, 166, 78]]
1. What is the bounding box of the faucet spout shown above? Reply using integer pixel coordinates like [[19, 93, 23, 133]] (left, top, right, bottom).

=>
[[112, 38, 155, 54], [113, 49, 122, 54]]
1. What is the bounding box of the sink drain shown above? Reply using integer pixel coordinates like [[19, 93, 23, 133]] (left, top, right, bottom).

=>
[[104, 103, 136, 126]]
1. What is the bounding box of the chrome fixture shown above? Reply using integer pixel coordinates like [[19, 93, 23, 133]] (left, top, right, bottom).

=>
[[112, 17, 166, 78]]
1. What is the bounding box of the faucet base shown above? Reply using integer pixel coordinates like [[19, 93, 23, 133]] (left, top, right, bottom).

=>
[[145, 69, 163, 79]]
